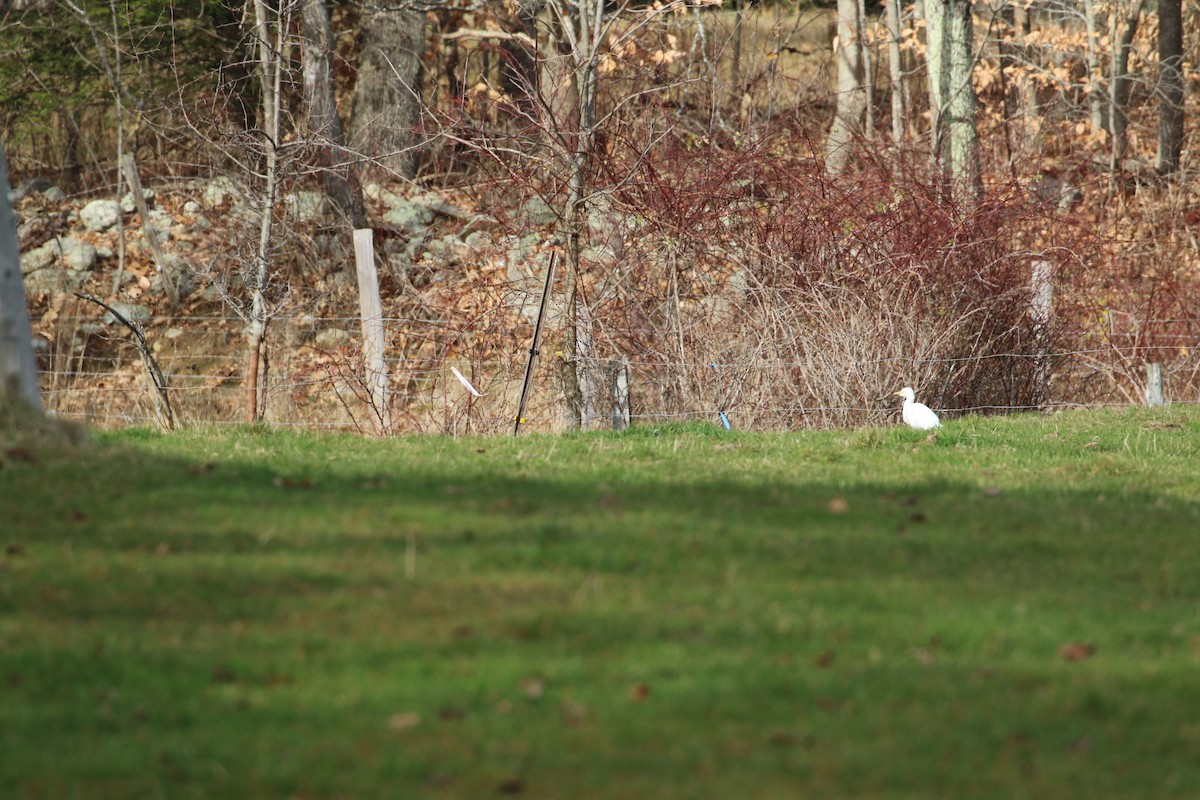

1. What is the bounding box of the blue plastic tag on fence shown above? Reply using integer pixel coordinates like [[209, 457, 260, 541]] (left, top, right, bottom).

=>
[[718, 411, 731, 430]]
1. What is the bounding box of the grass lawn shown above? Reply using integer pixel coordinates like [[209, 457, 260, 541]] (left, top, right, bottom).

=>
[[3, 407, 1200, 798]]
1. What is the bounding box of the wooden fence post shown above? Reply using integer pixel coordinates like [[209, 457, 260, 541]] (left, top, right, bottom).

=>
[[1030, 260, 1053, 407], [1145, 362, 1165, 407], [353, 228, 390, 433], [608, 358, 630, 431]]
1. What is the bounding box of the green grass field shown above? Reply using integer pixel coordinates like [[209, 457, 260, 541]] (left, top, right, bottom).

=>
[[3, 408, 1200, 799]]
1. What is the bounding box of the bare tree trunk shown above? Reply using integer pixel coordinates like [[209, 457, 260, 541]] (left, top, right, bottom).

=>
[[924, 0, 945, 160], [1156, 0, 1184, 175], [884, 0, 905, 143], [301, 0, 366, 229], [247, 0, 286, 423], [826, 0, 866, 175], [1012, 0, 1038, 150], [1082, 0, 1106, 134], [945, 0, 980, 205], [501, 0, 543, 106], [350, 7, 425, 178], [1109, 0, 1145, 170], [857, 0, 874, 138], [0, 145, 42, 414], [927, 0, 979, 203], [545, 0, 605, 430]]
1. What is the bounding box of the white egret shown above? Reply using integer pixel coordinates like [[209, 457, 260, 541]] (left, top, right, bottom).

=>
[[894, 387, 941, 430]]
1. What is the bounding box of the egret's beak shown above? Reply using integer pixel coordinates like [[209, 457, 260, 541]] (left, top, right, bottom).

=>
[[892, 390, 903, 397]]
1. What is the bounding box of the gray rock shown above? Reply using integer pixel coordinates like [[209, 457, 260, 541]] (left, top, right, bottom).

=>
[[58, 237, 97, 271], [120, 188, 155, 213], [188, 215, 212, 234], [284, 191, 327, 223], [80, 199, 120, 232], [96, 246, 115, 261], [463, 231, 492, 250], [41, 186, 65, 202], [363, 182, 401, 206], [382, 198, 434, 233], [20, 240, 61, 273], [580, 245, 616, 268], [505, 233, 542, 271], [203, 177, 241, 208], [519, 196, 558, 226], [103, 302, 151, 326], [183, 200, 202, 214], [314, 328, 353, 349], [23, 268, 88, 295]]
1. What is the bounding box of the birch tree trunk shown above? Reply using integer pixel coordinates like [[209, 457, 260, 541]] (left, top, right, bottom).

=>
[[926, 0, 979, 204], [301, 0, 367, 229], [826, 0, 866, 175], [924, 0, 945, 157], [884, 0, 905, 143], [945, 0, 980, 205], [0, 145, 42, 414]]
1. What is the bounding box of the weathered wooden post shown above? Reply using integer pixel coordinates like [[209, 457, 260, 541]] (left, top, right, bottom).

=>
[[1030, 260, 1053, 408], [0, 145, 42, 413], [1145, 362, 1165, 407], [353, 228, 390, 433], [608, 357, 630, 431]]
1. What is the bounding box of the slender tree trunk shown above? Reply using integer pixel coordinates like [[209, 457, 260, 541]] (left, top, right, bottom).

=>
[[884, 0, 905, 143], [826, 0, 866, 175], [247, 0, 285, 423], [557, 2, 602, 430], [1012, 0, 1038, 150], [1156, 0, 1184, 175], [0, 145, 42, 414], [924, 0, 945, 159], [501, 0, 543, 107], [1109, 0, 1145, 170], [350, 8, 425, 178], [1082, 0, 1106, 134], [301, 0, 366, 229], [857, 0, 875, 138]]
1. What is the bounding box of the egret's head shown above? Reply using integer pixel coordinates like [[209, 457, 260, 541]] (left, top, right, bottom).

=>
[[894, 387, 916, 402]]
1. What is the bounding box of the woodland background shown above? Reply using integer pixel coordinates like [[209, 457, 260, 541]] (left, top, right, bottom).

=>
[[2, 0, 1198, 434]]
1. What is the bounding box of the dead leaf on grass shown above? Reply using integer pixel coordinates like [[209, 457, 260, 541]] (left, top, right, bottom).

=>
[[273, 476, 316, 489], [1059, 642, 1097, 662], [5, 446, 36, 464], [560, 699, 589, 726], [629, 682, 651, 702], [498, 776, 525, 794], [388, 712, 421, 731], [827, 495, 849, 514]]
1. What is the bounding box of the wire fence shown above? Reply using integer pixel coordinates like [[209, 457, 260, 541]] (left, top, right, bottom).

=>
[[32, 309, 1200, 435]]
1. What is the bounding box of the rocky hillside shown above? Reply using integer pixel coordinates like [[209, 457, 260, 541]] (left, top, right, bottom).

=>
[[14, 175, 571, 433]]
